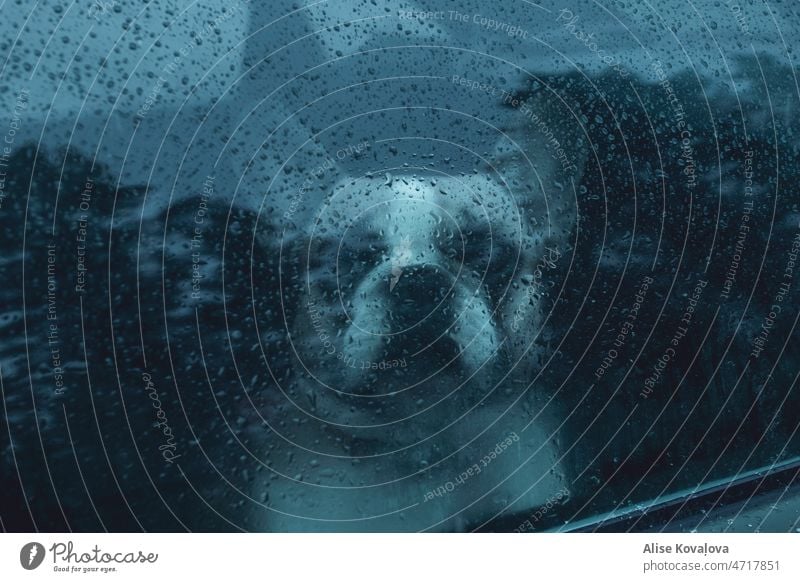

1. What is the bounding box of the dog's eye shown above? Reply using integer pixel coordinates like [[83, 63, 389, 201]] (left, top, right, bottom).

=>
[[338, 243, 390, 270], [431, 225, 465, 260], [486, 244, 522, 285], [457, 233, 521, 272], [303, 238, 334, 269]]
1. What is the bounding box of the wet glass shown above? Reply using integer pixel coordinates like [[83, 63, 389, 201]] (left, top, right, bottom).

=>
[[0, 0, 798, 532]]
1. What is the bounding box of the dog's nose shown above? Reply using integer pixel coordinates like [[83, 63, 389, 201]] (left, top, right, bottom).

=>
[[340, 257, 501, 392], [383, 264, 456, 332], [382, 264, 477, 371]]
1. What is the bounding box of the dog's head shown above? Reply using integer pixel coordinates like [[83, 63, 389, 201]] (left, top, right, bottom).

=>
[[269, 91, 587, 444]]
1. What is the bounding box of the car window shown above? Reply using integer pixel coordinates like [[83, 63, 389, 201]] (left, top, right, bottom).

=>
[[0, 0, 798, 533]]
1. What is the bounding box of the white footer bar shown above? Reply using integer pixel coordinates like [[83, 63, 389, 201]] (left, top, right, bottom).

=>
[[1, 533, 797, 581]]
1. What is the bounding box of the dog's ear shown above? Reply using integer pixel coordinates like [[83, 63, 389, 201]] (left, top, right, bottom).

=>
[[488, 84, 588, 250], [483, 83, 590, 395]]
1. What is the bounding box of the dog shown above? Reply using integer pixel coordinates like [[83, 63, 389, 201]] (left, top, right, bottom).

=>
[[2, 1, 798, 533], [242, 87, 588, 531]]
